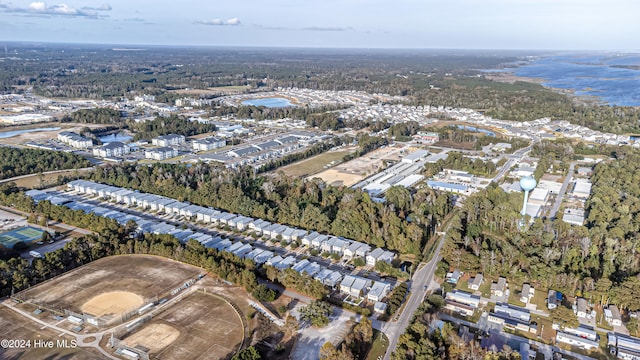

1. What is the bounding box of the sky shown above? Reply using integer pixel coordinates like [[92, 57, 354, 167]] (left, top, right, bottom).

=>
[[0, 0, 638, 50]]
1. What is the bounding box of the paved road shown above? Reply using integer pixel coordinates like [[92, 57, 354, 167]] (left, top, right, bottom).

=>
[[549, 161, 576, 219], [491, 144, 533, 184], [492, 158, 515, 183], [381, 221, 452, 360], [1, 299, 119, 360]]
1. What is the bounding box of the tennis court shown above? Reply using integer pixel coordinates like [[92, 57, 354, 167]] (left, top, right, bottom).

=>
[[0, 226, 45, 249]]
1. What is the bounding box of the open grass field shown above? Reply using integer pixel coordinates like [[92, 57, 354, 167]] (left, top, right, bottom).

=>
[[9, 168, 93, 189], [16, 255, 201, 324], [122, 290, 244, 359], [278, 149, 354, 178], [0, 306, 103, 360]]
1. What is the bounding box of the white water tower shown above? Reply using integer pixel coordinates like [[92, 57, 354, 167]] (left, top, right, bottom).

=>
[[519, 176, 537, 216]]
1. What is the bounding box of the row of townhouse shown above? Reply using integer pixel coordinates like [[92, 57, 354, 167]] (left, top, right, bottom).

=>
[[92, 141, 129, 158], [66, 180, 397, 266], [339, 274, 391, 302], [30, 186, 399, 310], [152, 134, 185, 147], [145, 147, 178, 161], [57, 131, 93, 148], [301, 231, 395, 266], [206, 135, 304, 169]]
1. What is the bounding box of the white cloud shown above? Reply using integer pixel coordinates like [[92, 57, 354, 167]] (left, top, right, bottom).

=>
[[0, 1, 111, 18], [28, 2, 46, 11], [195, 18, 241, 26]]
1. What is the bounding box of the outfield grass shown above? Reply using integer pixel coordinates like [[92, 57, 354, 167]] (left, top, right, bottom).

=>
[[279, 150, 353, 177]]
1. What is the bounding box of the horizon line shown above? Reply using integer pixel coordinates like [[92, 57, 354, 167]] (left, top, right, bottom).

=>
[[1, 40, 638, 53]]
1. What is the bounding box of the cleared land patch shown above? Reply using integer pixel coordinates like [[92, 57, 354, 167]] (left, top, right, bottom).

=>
[[122, 291, 244, 359], [310, 146, 404, 186], [279, 149, 353, 178], [15, 255, 201, 324]]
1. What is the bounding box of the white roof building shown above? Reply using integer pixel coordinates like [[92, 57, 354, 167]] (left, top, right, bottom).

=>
[[367, 281, 391, 302]]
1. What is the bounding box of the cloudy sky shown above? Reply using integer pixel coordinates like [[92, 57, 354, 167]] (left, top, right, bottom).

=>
[[0, 0, 638, 50]]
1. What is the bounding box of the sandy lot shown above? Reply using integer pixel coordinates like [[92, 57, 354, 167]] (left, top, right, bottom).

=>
[[290, 305, 354, 360], [0, 122, 104, 146], [15, 255, 201, 324], [309, 146, 405, 186]]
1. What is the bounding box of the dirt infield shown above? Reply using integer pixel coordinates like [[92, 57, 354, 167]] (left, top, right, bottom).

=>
[[123, 291, 244, 359], [16, 255, 201, 322], [82, 291, 144, 318], [123, 323, 180, 354]]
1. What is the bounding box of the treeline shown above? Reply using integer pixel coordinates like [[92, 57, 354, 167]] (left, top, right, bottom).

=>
[[435, 126, 528, 153], [60, 108, 124, 125], [392, 294, 519, 360], [262, 266, 328, 299], [388, 121, 421, 139], [60, 109, 217, 141], [422, 152, 497, 177], [258, 138, 344, 173], [129, 114, 217, 141], [319, 318, 373, 360], [89, 162, 453, 255], [342, 134, 389, 162], [0, 147, 91, 180]]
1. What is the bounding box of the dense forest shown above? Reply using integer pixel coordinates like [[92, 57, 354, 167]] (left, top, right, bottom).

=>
[[129, 114, 217, 140], [439, 146, 640, 310], [0, 147, 91, 180], [422, 152, 497, 178], [61, 108, 123, 125], [88, 162, 452, 255], [411, 78, 640, 134], [61, 109, 217, 140], [434, 126, 529, 153]]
